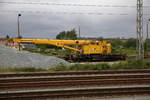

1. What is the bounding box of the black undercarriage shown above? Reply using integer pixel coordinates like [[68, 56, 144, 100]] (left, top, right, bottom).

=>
[[64, 54, 126, 62]]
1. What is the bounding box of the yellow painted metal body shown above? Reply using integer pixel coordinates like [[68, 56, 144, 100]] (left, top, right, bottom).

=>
[[12, 38, 111, 55]]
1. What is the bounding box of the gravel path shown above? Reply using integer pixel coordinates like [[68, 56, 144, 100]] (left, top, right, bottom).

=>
[[0, 45, 70, 69]]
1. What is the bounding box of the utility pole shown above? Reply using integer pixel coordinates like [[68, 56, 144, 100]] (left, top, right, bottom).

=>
[[17, 13, 21, 51], [78, 25, 81, 40], [136, 0, 144, 59], [18, 14, 21, 38]]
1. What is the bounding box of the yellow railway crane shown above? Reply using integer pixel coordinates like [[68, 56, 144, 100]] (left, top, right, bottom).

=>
[[12, 38, 125, 62]]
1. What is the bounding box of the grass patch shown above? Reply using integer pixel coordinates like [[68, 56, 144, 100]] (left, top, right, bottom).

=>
[[1, 59, 150, 73], [69, 63, 110, 70], [49, 64, 69, 71], [0, 66, 46, 73], [50, 59, 150, 71], [47, 63, 111, 71], [111, 59, 150, 70], [49, 63, 111, 71]]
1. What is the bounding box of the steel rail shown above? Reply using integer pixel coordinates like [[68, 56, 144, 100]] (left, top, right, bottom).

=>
[[0, 78, 150, 90], [0, 74, 150, 83], [0, 87, 150, 100], [0, 69, 150, 78]]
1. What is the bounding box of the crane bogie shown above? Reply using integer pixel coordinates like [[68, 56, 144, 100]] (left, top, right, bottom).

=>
[[65, 54, 126, 62]]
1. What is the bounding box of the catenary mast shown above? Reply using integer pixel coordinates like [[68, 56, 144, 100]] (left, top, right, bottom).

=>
[[136, 0, 144, 59]]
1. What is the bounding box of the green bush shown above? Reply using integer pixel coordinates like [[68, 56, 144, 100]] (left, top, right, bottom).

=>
[[124, 38, 136, 48]]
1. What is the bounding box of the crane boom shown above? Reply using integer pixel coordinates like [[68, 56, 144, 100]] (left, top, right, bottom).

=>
[[12, 38, 111, 55]]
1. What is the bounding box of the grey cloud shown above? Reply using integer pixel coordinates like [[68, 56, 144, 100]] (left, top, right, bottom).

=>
[[0, 0, 150, 38]]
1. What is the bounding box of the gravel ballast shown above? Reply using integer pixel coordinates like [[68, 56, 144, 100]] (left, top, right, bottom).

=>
[[0, 45, 70, 69]]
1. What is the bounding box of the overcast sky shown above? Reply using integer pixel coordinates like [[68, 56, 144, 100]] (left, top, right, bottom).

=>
[[0, 0, 150, 39]]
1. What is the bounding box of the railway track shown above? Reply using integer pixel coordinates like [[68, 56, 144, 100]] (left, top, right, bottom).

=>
[[0, 74, 150, 90], [0, 86, 150, 100], [0, 78, 150, 90], [0, 69, 150, 99], [0, 69, 150, 78]]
